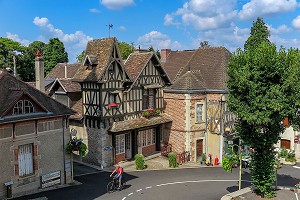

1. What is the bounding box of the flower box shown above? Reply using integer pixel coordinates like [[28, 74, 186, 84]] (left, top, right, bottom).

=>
[[108, 102, 118, 108], [142, 109, 161, 118]]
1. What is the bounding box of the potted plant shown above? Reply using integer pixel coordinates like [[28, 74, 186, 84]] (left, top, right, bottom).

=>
[[201, 153, 206, 165], [66, 137, 87, 157]]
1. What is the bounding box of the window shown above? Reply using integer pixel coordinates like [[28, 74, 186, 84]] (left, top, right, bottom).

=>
[[109, 93, 117, 103], [13, 100, 23, 115], [18, 143, 34, 176], [142, 89, 156, 110], [13, 100, 34, 115], [116, 134, 125, 154], [196, 104, 203, 123], [108, 64, 114, 71], [139, 129, 156, 147], [24, 100, 34, 113]]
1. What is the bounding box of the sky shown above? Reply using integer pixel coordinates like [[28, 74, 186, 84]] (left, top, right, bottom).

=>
[[1, 0, 300, 62]]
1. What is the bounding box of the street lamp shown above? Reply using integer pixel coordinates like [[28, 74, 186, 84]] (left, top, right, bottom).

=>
[[230, 134, 242, 190]]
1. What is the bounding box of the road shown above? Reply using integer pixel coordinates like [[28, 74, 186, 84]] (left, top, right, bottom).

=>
[[13, 165, 300, 200]]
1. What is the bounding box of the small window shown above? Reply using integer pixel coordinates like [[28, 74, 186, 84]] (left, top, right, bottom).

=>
[[13, 100, 23, 115], [18, 143, 34, 176], [24, 100, 34, 113], [108, 64, 114, 71], [13, 100, 35, 115], [109, 93, 117, 103], [196, 104, 203, 123], [142, 89, 156, 110]]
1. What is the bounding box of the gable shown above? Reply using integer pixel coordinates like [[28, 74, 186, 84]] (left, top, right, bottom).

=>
[[2, 93, 48, 118]]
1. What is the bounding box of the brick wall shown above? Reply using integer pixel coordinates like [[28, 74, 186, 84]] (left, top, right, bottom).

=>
[[115, 153, 125, 164], [142, 144, 156, 155]]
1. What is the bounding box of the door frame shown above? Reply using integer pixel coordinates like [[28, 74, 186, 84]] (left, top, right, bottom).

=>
[[195, 137, 205, 162]]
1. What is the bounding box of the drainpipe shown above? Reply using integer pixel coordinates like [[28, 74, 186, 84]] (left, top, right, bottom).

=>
[[205, 94, 208, 154]]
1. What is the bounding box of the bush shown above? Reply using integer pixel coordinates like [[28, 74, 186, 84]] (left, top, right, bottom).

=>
[[222, 157, 232, 172], [201, 153, 207, 162], [168, 152, 179, 168], [285, 151, 296, 162], [134, 154, 145, 170], [278, 148, 288, 158]]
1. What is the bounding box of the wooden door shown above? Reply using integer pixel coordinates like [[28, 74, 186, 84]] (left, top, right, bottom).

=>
[[280, 139, 291, 149], [196, 139, 203, 161]]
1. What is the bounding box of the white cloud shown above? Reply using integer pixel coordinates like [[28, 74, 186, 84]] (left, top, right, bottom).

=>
[[100, 0, 134, 10], [164, 0, 237, 31], [119, 26, 126, 31], [239, 0, 298, 21], [268, 24, 291, 34], [89, 8, 100, 13], [292, 16, 300, 30], [33, 17, 93, 62], [6, 32, 30, 46], [138, 31, 182, 50]]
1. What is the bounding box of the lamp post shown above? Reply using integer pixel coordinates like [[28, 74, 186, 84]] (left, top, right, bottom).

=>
[[231, 135, 242, 190]]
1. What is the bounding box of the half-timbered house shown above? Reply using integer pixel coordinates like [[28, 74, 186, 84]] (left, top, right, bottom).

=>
[[73, 38, 171, 166]]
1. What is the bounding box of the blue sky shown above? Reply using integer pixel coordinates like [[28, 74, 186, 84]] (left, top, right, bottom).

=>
[[1, 0, 300, 62]]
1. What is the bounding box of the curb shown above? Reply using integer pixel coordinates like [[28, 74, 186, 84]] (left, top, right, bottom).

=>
[[220, 187, 251, 200]]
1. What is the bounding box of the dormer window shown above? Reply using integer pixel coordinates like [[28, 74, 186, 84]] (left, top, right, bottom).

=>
[[13, 100, 34, 115], [108, 64, 114, 72]]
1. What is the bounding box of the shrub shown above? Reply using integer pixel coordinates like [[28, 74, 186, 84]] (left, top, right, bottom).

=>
[[285, 151, 296, 162], [168, 152, 178, 168], [222, 157, 232, 172], [278, 148, 288, 158], [201, 153, 206, 162], [134, 154, 145, 170]]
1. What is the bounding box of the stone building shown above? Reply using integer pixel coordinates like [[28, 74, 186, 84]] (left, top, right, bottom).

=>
[[161, 47, 235, 163], [0, 53, 74, 198]]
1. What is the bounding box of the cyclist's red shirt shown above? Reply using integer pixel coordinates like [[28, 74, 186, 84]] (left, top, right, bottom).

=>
[[117, 167, 123, 175]]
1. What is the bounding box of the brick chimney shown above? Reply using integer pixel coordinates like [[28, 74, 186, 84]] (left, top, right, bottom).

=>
[[35, 50, 45, 93], [160, 49, 171, 62]]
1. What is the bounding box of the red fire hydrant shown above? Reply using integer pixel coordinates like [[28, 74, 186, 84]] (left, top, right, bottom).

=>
[[214, 156, 219, 166]]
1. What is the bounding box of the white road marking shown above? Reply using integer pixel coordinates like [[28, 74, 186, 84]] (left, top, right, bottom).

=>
[[156, 179, 244, 187], [145, 186, 152, 189], [121, 197, 126, 200], [128, 193, 133, 196], [296, 192, 299, 200], [136, 189, 142, 192], [293, 166, 300, 169]]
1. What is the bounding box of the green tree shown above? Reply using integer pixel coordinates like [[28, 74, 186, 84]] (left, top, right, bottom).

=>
[[17, 41, 45, 81], [0, 37, 25, 70], [76, 50, 85, 63], [43, 38, 68, 75], [227, 18, 300, 198], [118, 41, 134, 60], [148, 46, 161, 59], [244, 17, 270, 50]]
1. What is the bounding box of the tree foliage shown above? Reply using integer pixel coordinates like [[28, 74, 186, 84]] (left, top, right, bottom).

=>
[[118, 41, 134, 60], [0, 37, 25, 70], [76, 50, 85, 63], [227, 17, 300, 197], [43, 38, 68, 75]]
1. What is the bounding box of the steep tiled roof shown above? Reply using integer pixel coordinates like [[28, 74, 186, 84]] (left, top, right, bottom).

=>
[[109, 114, 172, 132], [125, 52, 153, 79], [70, 98, 82, 120], [164, 47, 231, 92], [162, 50, 195, 82], [73, 38, 115, 82], [48, 79, 81, 93], [0, 69, 75, 124], [46, 63, 81, 79]]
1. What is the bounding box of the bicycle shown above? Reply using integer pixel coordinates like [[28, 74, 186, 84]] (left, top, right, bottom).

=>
[[107, 176, 126, 193]]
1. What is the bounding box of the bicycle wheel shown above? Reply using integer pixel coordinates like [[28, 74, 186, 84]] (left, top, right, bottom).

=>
[[107, 181, 115, 193]]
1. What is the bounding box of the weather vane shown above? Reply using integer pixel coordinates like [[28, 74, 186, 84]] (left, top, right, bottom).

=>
[[107, 24, 113, 38]]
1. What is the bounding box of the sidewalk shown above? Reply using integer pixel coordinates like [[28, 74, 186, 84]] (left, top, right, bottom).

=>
[[115, 152, 219, 172]]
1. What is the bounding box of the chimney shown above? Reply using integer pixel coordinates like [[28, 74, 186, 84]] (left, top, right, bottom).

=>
[[64, 63, 67, 78], [161, 49, 171, 62], [35, 50, 45, 93]]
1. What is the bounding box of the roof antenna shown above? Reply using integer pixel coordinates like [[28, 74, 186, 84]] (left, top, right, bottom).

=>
[[107, 24, 113, 38]]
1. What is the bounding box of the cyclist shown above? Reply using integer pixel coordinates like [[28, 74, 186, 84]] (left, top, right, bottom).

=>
[[110, 163, 123, 191]]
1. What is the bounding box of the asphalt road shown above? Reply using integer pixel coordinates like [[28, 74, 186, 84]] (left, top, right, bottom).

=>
[[12, 165, 300, 200]]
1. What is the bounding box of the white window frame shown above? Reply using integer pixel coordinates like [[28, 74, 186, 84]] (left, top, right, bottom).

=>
[[13, 100, 34, 115], [139, 129, 156, 147], [18, 143, 34, 177], [116, 134, 125, 155], [196, 103, 203, 123]]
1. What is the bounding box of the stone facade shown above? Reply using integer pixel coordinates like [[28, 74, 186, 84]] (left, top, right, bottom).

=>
[[0, 118, 72, 199]]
